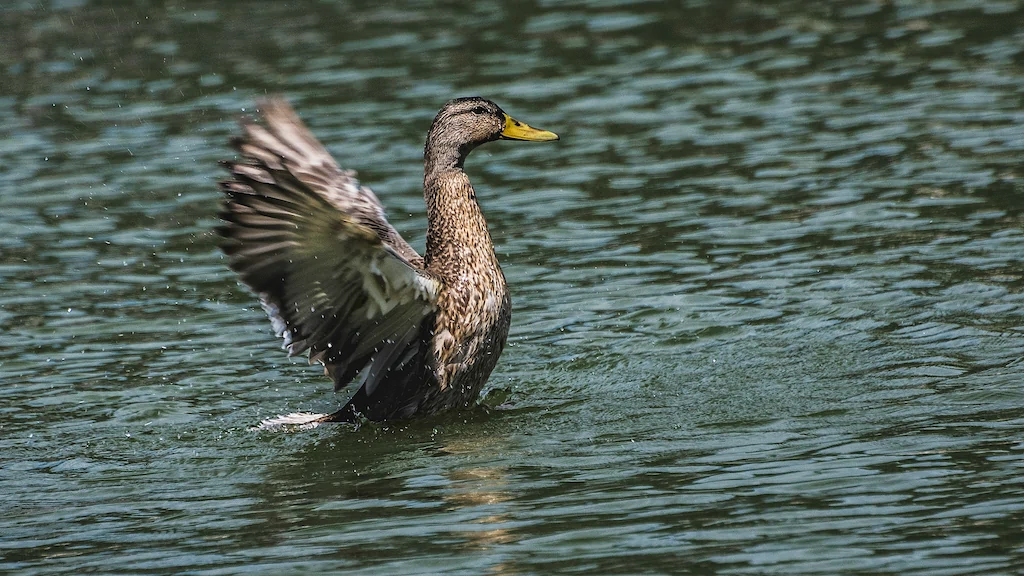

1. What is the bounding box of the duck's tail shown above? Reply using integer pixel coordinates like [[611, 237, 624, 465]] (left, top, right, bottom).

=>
[[249, 412, 332, 431], [248, 402, 367, 431]]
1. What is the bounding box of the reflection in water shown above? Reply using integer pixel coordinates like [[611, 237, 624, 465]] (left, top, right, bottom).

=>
[[439, 439, 518, 555], [235, 418, 527, 573]]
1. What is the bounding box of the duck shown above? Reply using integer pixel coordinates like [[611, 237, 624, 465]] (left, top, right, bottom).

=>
[[217, 97, 558, 426]]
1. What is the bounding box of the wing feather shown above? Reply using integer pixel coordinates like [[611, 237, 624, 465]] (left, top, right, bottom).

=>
[[218, 97, 439, 395]]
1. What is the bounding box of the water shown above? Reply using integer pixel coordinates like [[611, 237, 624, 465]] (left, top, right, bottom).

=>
[[2, 0, 1024, 573]]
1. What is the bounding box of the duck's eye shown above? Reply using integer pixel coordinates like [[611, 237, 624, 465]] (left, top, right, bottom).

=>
[[471, 106, 487, 115]]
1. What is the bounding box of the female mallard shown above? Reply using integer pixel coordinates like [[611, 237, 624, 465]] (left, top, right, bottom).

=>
[[218, 97, 558, 425]]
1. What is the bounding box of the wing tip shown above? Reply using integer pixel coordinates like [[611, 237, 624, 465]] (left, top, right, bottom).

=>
[[254, 96, 300, 127]]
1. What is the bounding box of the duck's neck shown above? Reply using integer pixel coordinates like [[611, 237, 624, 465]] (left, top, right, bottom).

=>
[[424, 137, 466, 173], [422, 162, 499, 275]]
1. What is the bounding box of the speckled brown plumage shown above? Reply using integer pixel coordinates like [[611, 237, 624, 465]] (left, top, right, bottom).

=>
[[217, 96, 557, 424]]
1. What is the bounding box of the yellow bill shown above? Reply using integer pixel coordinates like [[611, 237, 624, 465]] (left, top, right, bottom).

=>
[[500, 113, 559, 141]]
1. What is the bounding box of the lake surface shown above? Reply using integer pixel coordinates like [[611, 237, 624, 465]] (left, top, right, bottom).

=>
[[2, 0, 1024, 573]]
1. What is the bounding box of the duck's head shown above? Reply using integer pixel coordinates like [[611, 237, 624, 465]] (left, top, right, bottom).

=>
[[425, 97, 558, 168]]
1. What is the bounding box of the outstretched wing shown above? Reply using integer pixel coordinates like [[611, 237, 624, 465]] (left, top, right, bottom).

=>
[[217, 97, 439, 393]]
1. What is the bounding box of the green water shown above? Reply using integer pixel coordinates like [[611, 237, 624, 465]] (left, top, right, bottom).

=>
[[2, 1, 1024, 573]]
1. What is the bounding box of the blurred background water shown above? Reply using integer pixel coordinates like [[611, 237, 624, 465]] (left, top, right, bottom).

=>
[[2, 0, 1024, 573]]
